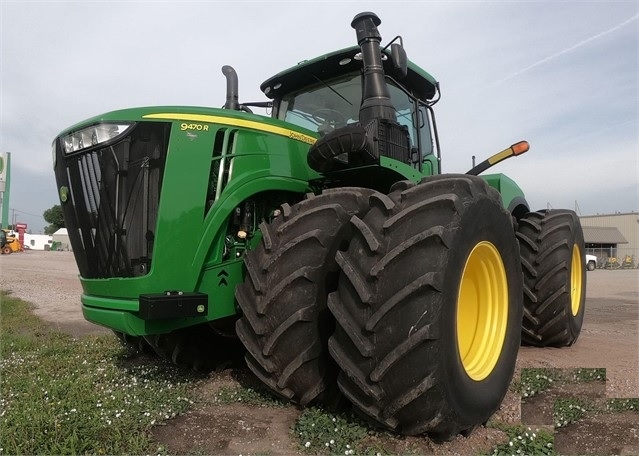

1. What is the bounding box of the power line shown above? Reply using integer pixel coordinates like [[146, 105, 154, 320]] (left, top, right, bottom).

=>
[[11, 208, 45, 219]]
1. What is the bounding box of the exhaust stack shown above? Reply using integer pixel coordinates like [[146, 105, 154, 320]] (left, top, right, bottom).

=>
[[222, 65, 240, 111]]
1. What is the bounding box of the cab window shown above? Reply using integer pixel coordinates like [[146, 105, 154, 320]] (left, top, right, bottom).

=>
[[278, 74, 432, 157], [278, 74, 361, 134]]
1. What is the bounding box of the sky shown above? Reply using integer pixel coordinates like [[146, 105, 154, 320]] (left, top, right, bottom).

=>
[[1, 1, 637, 233]]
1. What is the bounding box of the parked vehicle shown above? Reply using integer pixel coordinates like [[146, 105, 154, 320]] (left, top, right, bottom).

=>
[[0, 229, 23, 255], [52, 11, 586, 439]]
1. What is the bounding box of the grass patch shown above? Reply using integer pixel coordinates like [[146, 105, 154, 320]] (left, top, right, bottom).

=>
[[606, 398, 639, 412], [517, 368, 607, 399], [516, 368, 558, 398], [554, 397, 588, 428], [486, 426, 555, 456], [294, 407, 379, 455], [572, 368, 606, 383], [0, 291, 199, 455], [213, 385, 285, 407]]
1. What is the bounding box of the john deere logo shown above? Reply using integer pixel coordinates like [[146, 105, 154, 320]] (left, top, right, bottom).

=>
[[59, 186, 69, 203]]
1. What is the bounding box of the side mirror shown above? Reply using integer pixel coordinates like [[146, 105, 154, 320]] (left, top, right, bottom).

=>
[[390, 43, 408, 79]]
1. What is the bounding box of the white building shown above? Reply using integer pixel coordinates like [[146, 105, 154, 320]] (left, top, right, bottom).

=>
[[52, 228, 72, 251], [23, 233, 53, 250]]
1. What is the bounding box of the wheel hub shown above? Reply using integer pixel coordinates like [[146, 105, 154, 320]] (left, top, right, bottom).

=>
[[456, 241, 509, 381], [570, 244, 583, 316]]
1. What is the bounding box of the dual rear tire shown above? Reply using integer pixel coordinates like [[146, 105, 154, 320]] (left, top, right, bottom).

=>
[[327, 175, 523, 438], [236, 176, 524, 439], [516, 210, 586, 347]]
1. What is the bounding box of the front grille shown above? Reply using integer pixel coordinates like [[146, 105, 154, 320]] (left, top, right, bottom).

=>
[[56, 122, 170, 278]]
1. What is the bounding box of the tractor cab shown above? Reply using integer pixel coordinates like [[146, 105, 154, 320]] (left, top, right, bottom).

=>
[[260, 45, 442, 175]]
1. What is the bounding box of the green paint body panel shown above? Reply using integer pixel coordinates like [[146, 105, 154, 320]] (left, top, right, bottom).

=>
[[64, 106, 320, 335], [482, 173, 528, 213], [55, 63, 528, 338]]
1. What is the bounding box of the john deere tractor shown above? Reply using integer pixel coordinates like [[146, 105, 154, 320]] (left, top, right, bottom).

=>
[[52, 12, 586, 439]]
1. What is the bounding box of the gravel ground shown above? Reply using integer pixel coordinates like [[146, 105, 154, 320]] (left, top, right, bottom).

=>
[[0, 250, 108, 336]]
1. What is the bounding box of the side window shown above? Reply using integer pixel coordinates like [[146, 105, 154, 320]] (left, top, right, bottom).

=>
[[388, 84, 434, 159], [388, 84, 417, 146], [418, 104, 434, 157]]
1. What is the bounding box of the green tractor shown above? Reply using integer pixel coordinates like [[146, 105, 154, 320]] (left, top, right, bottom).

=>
[[52, 12, 586, 439]]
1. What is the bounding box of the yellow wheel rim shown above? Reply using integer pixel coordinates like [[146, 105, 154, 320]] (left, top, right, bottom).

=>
[[457, 241, 509, 381], [570, 244, 583, 316]]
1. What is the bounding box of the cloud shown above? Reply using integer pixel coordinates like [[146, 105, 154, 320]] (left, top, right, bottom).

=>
[[490, 13, 639, 87]]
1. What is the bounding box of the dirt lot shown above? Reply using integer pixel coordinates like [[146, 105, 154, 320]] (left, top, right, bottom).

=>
[[1, 250, 638, 455]]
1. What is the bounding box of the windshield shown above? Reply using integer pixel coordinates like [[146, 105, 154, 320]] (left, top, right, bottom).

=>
[[278, 73, 432, 156], [278, 74, 361, 135]]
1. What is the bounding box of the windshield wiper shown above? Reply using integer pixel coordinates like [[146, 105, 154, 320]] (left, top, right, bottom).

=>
[[312, 75, 353, 106]]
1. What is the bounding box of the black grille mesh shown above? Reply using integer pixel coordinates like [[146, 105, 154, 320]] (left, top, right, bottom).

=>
[[58, 122, 170, 278]]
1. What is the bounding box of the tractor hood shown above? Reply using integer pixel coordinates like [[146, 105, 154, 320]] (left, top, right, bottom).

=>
[[55, 106, 317, 148]]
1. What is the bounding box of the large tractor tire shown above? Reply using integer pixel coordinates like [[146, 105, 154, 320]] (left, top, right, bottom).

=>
[[328, 175, 523, 439], [516, 210, 586, 347], [235, 188, 374, 406]]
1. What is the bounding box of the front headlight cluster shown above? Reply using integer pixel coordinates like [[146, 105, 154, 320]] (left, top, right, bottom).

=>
[[62, 123, 133, 154]]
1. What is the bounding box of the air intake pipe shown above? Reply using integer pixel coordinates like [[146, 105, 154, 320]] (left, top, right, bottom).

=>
[[351, 12, 397, 125], [307, 12, 411, 174]]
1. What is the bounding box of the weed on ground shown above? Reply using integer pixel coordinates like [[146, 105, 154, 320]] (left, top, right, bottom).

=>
[[212, 384, 286, 407], [516, 368, 639, 455], [0, 291, 201, 455], [484, 425, 555, 456], [294, 407, 372, 455]]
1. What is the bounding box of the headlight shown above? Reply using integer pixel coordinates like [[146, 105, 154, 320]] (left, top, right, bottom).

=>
[[62, 123, 133, 154]]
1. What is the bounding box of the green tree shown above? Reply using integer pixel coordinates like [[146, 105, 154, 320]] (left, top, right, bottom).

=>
[[43, 205, 65, 235]]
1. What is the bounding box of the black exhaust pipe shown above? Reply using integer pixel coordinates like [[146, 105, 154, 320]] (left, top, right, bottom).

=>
[[222, 65, 240, 111]]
